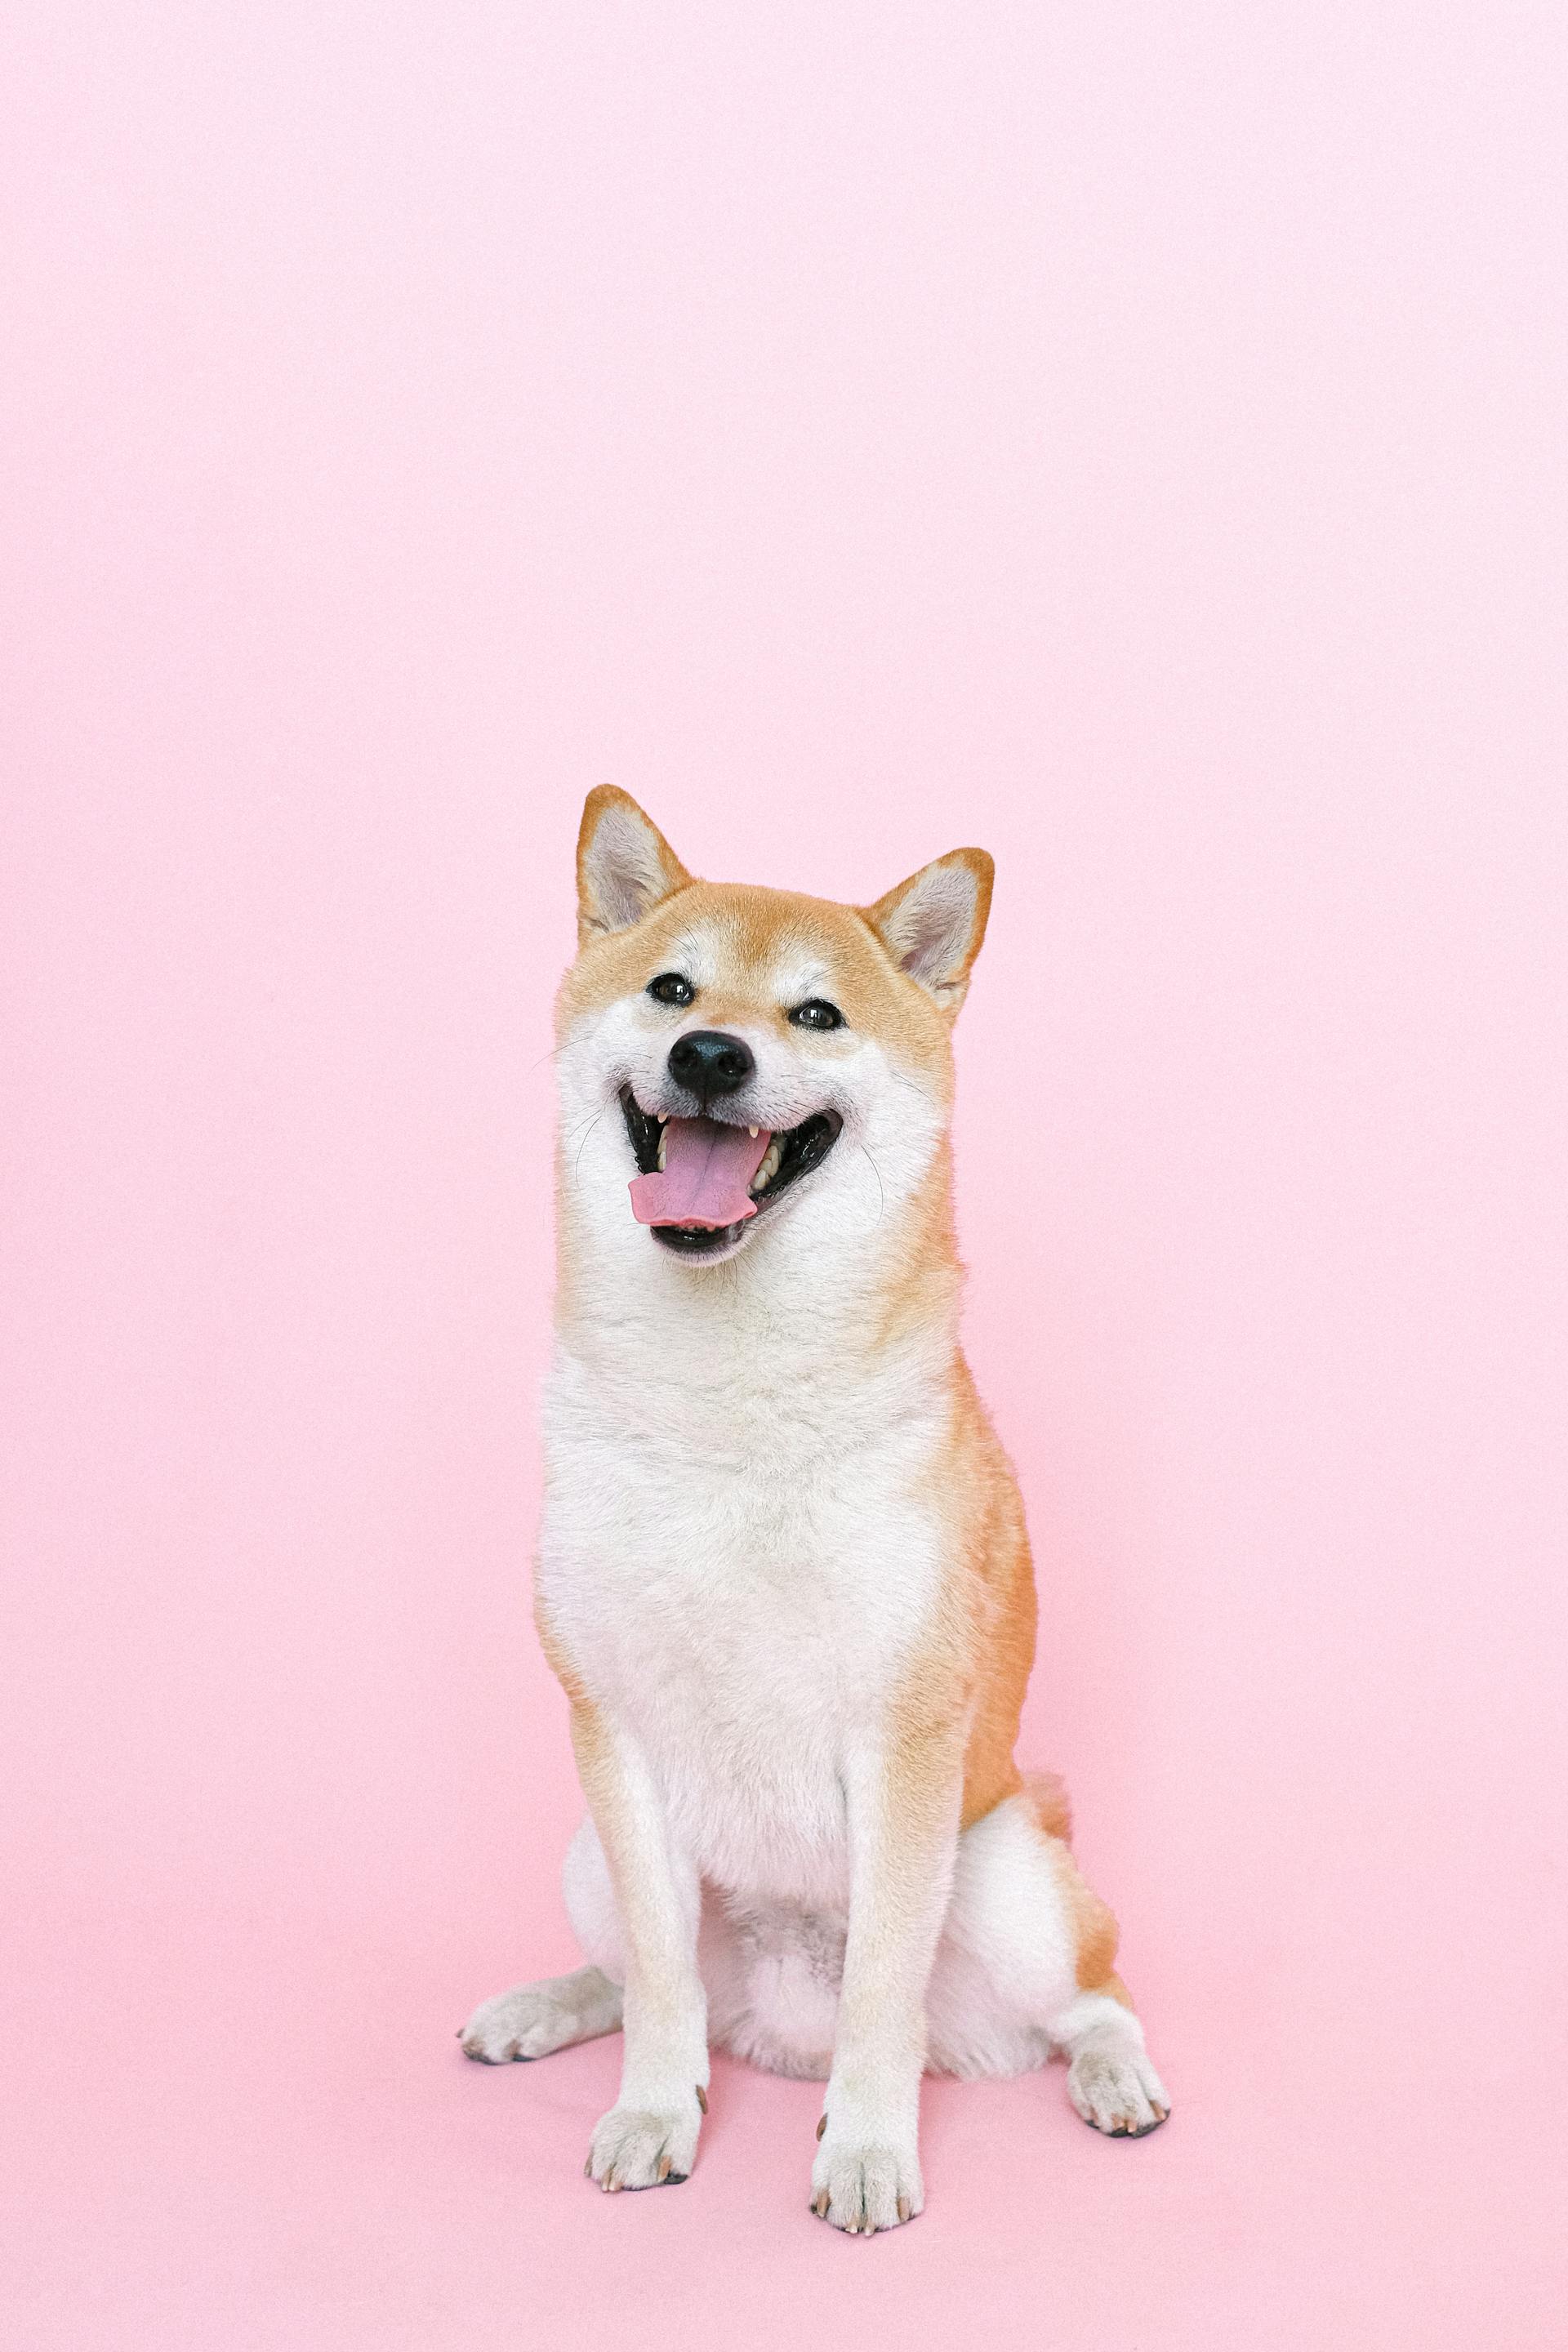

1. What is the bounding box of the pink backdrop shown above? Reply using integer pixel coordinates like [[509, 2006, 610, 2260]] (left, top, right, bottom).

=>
[[4, 4, 1565, 2345]]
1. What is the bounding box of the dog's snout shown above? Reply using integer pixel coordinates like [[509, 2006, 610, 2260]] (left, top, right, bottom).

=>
[[668, 1030, 755, 1101]]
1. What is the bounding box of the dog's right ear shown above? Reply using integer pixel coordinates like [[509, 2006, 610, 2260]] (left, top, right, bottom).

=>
[[576, 787, 692, 944]]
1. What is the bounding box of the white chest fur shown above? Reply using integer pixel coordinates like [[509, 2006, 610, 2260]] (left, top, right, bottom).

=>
[[538, 1305, 951, 1909]]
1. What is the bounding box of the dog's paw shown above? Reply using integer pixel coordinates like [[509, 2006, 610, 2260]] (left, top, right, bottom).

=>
[[809, 2132, 924, 2234], [586, 2098, 702, 2192], [1067, 2042, 1170, 2137], [460, 1980, 592, 2065]]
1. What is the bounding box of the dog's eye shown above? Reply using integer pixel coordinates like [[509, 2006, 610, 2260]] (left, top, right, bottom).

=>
[[647, 973, 695, 1006], [789, 999, 843, 1031]]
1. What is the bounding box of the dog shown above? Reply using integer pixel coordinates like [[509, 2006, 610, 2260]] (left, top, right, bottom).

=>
[[461, 787, 1169, 2234]]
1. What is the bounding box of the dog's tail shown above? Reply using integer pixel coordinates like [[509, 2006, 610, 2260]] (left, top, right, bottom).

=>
[[1020, 1768, 1073, 1845]]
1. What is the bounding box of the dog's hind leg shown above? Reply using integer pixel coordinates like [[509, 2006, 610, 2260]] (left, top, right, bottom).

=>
[[461, 1818, 626, 2063], [925, 1779, 1170, 2136], [461, 1965, 622, 2064]]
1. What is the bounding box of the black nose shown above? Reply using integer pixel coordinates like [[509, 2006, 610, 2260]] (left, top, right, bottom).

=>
[[668, 1030, 755, 1102]]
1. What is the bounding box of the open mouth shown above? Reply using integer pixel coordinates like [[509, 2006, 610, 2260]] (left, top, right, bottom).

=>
[[619, 1089, 843, 1255]]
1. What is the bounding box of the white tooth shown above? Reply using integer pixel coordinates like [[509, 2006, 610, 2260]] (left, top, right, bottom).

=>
[[657, 1125, 667, 1170], [748, 1125, 759, 1138]]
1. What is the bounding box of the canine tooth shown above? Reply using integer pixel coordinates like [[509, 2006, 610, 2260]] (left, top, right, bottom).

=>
[[748, 1125, 759, 1138]]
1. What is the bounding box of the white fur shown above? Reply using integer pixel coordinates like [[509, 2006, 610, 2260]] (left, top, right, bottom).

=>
[[460, 1964, 622, 2063], [464, 910, 1169, 2226]]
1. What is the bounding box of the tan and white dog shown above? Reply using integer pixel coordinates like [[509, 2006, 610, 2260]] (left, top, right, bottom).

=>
[[461, 788, 1169, 2234]]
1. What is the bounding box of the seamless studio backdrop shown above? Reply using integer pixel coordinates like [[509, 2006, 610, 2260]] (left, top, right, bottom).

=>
[[2, 6, 1565, 2348]]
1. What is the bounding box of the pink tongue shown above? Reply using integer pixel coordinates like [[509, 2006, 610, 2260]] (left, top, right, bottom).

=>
[[629, 1117, 773, 1229]]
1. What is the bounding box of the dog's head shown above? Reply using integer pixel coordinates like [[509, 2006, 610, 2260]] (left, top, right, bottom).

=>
[[555, 787, 992, 1272]]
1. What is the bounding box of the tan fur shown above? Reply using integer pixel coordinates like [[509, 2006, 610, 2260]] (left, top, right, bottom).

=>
[[476, 790, 1164, 2225], [561, 875, 964, 1076], [1022, 1776, 1127, 1996], [564, 791, 1129, 1993], [576, 786, 692, 947], [895, 1395, 1131, 2002], [1022, 1768, 1074, 1843]]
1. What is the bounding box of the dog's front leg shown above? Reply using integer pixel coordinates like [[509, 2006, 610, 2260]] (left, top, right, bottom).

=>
[[812, 1721, 964, 2234], [571, 1702, 708, 2192]]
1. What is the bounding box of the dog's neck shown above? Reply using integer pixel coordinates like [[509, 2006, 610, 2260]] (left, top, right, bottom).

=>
[[552, 1136, 964, 1450]]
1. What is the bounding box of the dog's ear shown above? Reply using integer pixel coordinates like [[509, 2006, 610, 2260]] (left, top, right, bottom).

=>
[[863, 848, 994, 1012], [576, 787, 692, 942]]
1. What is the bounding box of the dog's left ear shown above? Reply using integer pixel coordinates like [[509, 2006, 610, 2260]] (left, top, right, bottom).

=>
[[862, 848, 994, 1013], [576, 786, 692, 944]]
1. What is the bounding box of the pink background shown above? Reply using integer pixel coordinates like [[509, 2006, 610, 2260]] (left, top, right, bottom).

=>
[[4, 4, 1566, 2345]]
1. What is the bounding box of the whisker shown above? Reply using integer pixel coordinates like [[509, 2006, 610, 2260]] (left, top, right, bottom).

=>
[[525, 1036, 590, 1076], [572, 1106, 608, 1189], [858, 1143, 886, 1227], [559, 1105, 608, 1148]]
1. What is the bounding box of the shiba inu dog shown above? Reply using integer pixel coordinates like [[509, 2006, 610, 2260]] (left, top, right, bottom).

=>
[[461, 787, 1169, 2234]]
